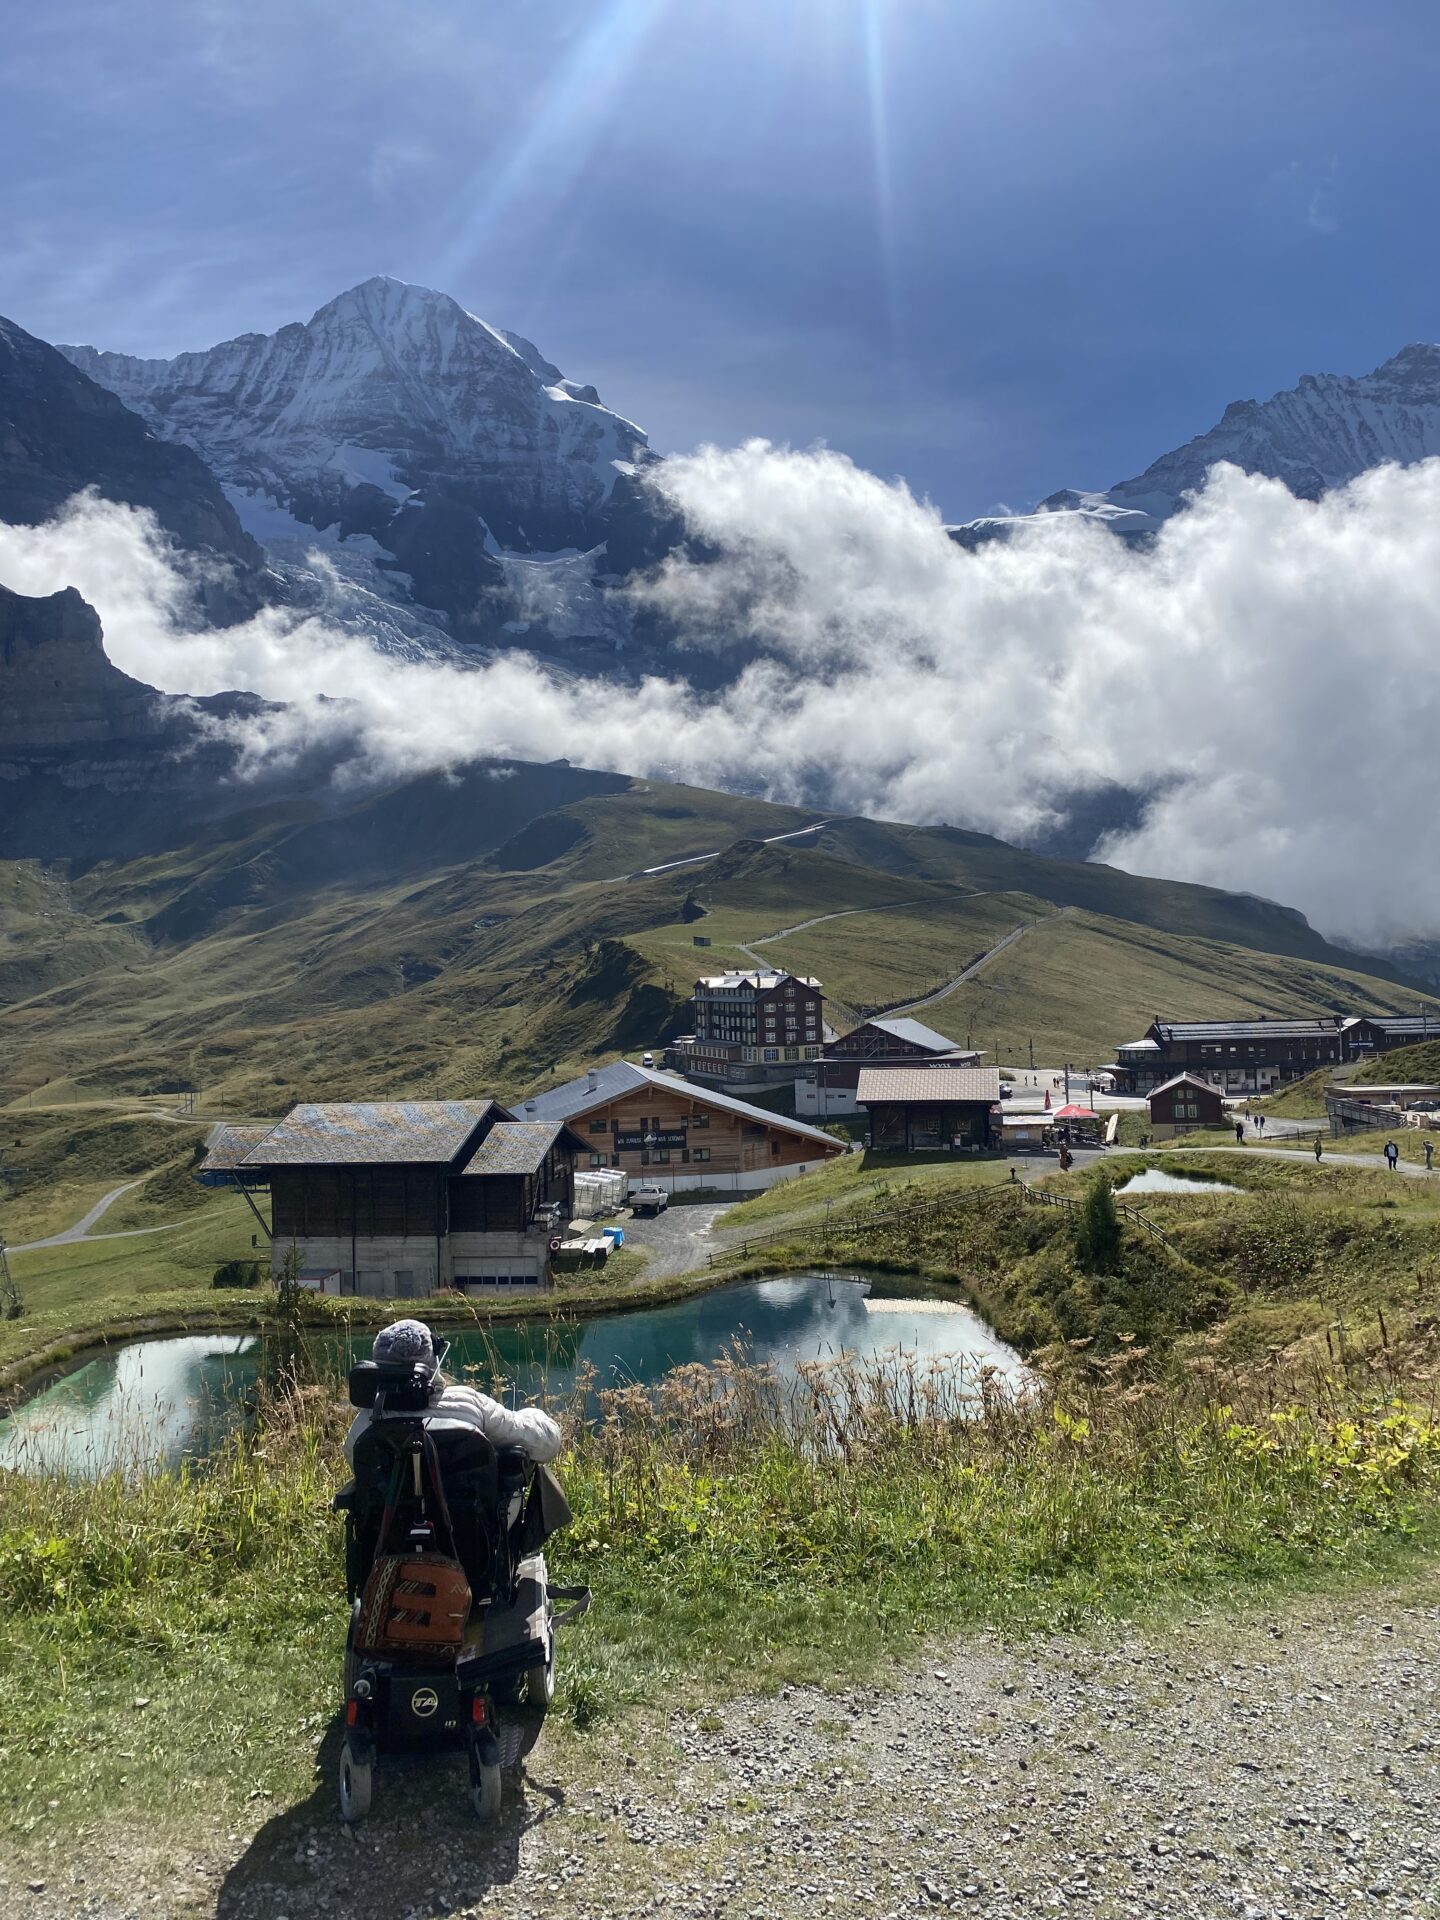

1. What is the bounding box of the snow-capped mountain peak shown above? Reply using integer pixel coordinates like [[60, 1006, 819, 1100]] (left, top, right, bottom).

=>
[[61, 275, 649, 550], [60, 276, 660, 656], [952, 340, 1440, 545]]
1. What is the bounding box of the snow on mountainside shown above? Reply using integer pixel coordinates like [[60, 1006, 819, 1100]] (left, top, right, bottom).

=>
[[61, 277, 664, 658], [952, 341, 1440, 544]]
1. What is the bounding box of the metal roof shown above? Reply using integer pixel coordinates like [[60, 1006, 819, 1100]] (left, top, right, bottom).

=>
[[1152, 1019, 1347, 1042], [855, 1066, 1001, 1106], [866, 1016, 965, 1055], [241, 1101, 498, 1167], [522, 1060, 842, 1151], [459, 1120, 569, 1178], [198, 1124, 273, 1173]]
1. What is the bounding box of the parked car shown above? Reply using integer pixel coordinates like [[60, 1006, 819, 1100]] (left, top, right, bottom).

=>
[[629, 1185, 669, 1216], [641, 1052, 655, 1068]]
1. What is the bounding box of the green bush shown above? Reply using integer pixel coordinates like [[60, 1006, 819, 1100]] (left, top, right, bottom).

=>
[[212, 1258, 263, 1290], [1073, 1172, 1122, 1274]]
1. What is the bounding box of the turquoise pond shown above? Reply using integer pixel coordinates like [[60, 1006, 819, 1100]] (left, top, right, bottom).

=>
[[0, 1273, 1027, 1476], [1114, 1169, 1241, 1196]]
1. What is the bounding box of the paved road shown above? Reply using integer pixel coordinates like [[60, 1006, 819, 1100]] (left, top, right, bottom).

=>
[[9, 1179, 188, 1253], [883, 916, 1048, 1018]]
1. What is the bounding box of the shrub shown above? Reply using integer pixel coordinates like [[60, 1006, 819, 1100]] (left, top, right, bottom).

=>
[[1073, 1172, 1122, 1275], [212, 1258, 263, 1290]]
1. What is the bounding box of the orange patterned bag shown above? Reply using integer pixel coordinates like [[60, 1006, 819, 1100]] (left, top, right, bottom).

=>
[[355, 1553, 472, 1652]]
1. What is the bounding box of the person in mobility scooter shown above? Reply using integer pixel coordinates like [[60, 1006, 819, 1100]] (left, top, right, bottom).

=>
[[333, 1320, 590, 1824]]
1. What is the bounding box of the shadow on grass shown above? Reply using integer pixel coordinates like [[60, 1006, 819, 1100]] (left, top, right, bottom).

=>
[[216, 1718, 568, 1920]]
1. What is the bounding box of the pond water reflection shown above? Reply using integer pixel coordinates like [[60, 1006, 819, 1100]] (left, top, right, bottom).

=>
[[0, 1273, 1028, 1478]]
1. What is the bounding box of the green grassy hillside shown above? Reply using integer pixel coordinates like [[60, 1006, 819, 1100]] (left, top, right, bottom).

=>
[[2, 763, 1434, 1111]]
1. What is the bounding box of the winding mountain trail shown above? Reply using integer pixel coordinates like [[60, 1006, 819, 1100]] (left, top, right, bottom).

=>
[[880, 913, 1057, 1018], [734, 898, 934, 970], [9, 1179, 188, 1253]]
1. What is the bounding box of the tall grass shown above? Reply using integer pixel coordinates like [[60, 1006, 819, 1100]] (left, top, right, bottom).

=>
[[3, 1343, 1439, 1832]]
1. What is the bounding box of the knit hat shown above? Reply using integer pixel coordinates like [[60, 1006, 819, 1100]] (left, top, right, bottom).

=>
[[372, 1318, 435, 1365]]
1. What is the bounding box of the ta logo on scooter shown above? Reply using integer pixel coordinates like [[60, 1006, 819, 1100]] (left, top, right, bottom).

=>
[[411, 1688, 439, 1718]]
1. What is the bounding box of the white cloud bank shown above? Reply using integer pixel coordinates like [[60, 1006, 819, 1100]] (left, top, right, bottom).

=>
[[2, 445, 1438, 945]]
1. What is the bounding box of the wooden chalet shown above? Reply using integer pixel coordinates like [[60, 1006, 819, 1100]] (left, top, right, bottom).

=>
[[1146, 1073, 1226, 1137], [797, 1015, 981, 1118], [521, 1061, 842, 1194], [855, 1065, 1001, 1152], [200, 1101, 587, 1296]]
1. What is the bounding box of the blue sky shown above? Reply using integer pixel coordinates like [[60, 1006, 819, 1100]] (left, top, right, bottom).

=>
[[4, 0, 1439, 520]]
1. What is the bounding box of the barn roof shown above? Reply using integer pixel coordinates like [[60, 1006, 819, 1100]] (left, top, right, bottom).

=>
[[459, 1120, 574, 1177], [241, 1101, 500, 1167], [198, 1123, 273, 1174], [855, 1066, 1001, 1106]]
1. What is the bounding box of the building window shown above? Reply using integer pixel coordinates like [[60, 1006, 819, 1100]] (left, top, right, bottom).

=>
[[691, 1113, 709, 1127], [589, 1153, 604, 1167], [655, 1149, 671, 1164], [693, 1147, 710, 1162], [764, 1048, 779, 1062], [784, 1047, 799, 1061], [589, 1118, 608, 1132], [770, 1142, 782, 1158]]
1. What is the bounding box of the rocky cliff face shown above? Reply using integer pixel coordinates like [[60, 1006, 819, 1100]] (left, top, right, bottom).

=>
[[0, 315, 268, 620], [0, 582, 287, 861], [952, 341, 1440, 544], [61, 277, 664, 652], [0, 583, 168, 752]]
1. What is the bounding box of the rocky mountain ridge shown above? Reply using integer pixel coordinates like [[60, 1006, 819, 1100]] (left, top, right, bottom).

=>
[[953, 340, 1440, 544], [60, 276, 671, 657], [0, 315, 268, 621]]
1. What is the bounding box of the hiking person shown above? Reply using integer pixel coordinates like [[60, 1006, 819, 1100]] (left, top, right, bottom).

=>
[[1384, 1139, 1400, 1171], [1425, 1138, 1434, 1172], [1314, 1135, 1323, 1163], [1234, 1120, 1245, 1144]]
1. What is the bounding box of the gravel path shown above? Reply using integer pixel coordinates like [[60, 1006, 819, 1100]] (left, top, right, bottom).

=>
[[14, 1573, 1440, 1920], [616, 1200, 735, 1278]]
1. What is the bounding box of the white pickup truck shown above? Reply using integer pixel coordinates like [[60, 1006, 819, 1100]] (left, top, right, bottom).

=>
[[629, 1185, 669, 1216]]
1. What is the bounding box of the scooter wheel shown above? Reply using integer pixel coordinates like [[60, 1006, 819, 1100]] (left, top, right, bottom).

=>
[[339, 1740, 373, 1824], [523, 1640, 556, 1711], [471, 1760, 503, 1822]]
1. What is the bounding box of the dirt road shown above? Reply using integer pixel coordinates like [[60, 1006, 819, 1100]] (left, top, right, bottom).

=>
[[18, 1573, 1440, 1920]]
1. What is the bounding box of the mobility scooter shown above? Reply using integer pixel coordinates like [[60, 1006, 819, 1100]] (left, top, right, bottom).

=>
[[333, 1349, 589, 1822]]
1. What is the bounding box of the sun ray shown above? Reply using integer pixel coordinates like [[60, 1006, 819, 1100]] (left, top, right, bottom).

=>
[[431, 0, 674, 294], [862, 0, 902, 364]]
